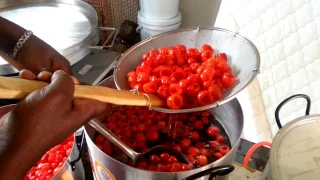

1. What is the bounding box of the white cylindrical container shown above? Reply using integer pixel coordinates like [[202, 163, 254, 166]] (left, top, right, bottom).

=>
[[138, 21, 181, 40], [179, 0, 222, 28], [139, 0, 180, 20], [137, 11, 182, 40]]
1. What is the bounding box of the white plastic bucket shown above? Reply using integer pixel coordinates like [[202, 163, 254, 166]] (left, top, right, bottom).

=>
[[137, 11, 182, 40], [138, 11, 182, 27], [139, 0, 180, 20], [138, 21, 181, 40]]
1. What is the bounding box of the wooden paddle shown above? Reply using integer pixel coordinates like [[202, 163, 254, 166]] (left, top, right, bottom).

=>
[[0, 76, 165, 107]]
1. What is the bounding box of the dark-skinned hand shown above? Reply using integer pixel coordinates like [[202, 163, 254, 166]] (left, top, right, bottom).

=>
[[0, 17, 72, 75], [0, 70, 110, 180], [15, 36, 72, 75]]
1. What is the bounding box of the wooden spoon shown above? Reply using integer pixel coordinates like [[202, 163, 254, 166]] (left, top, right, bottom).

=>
[[0, 76, 165, 107]]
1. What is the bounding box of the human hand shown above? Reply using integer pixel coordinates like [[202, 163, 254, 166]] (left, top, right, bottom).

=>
[[13, 70, 109, 147], [0, 17, 72, 75], [19, 69, 78, 84], [15, 35, 72, 75], [0, 70, 109, 179]]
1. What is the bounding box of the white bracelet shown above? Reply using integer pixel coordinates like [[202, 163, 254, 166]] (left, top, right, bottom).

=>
[[11, 30, 33, 58]]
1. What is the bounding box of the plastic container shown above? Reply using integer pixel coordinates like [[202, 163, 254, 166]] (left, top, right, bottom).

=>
[[139, 0, 180, 20], [137, 11, 182, 40]]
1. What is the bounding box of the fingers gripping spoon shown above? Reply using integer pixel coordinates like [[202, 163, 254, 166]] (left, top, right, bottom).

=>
[[88, 119, 190, 166], [0, 76, 164, 107], [0, 77, 189, 163]]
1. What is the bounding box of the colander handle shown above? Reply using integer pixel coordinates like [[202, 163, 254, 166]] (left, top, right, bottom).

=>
[[182, 165, 235, 180], [275, 94, 311, 129]]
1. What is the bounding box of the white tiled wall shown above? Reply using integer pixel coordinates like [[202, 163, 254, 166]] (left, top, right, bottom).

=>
[[215, 0, 320, 143]]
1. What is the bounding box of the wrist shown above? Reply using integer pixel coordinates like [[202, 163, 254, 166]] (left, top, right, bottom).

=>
[[11, 30, 33, 59], [0, 17, 26, 56]]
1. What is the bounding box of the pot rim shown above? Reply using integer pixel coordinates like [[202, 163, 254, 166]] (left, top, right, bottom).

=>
[[84, 124, 242, 175], [270, 114, 320, 180], [53, 133, 77, 178], [84, 103, 244, 176], [88, 75, 244, 175]]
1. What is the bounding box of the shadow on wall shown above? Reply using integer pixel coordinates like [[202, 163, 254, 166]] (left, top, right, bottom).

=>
[[179, 0, 222, 28]]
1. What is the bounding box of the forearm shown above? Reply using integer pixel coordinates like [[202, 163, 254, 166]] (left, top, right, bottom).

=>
[[0, 16, 26, 55], [0, 120, 46, 179], [0, 146, 39, 180]]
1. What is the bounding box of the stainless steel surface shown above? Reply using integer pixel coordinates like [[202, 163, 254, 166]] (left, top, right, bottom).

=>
[[88, 119, 189, 166], [84, 75, 244, 180], [71, 49, 121, 86], [53, 134, 85, 180], [260, 160, 272, 180], [113, 27, 260, 113], [88, 27, 118, 49], [270, 114, 320, 180], [0, 0, 100, 65], [0, 104, 85, 180], [0, 64, 19, 76], [88, 118, 139, 161]]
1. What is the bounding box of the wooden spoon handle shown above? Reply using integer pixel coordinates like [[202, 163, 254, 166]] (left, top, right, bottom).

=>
[[0, 76, 164, 107]]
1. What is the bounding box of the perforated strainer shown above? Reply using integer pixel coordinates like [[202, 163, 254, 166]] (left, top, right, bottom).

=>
[[113, 27, 260, 113]]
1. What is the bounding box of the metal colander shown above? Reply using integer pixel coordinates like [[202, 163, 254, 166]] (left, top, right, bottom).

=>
[[114, 27, 260, 113]]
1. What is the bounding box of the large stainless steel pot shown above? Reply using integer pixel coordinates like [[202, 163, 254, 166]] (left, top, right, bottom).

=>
[[0, 105, 85, 180], [259, 94, 320, 180], [0, 0, 117, 71], [84, 76, 244, 180]]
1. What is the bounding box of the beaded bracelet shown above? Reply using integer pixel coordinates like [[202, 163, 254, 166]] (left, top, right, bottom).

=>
[[11, 30, 33, 58]]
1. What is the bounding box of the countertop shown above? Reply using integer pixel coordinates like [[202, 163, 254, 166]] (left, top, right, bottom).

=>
[[229, 162, 262, 180]]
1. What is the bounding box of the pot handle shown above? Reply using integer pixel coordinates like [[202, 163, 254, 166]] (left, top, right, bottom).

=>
[[182, 165, 235, 180], [275, 94, 311, 129], [68, 131, 85, 171], [88, 27, 118, 49]]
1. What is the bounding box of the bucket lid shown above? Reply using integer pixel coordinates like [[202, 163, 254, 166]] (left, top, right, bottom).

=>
[[0, 0, 99, 65], [137, 11, 182, 27], [270, 114, 320, 180]]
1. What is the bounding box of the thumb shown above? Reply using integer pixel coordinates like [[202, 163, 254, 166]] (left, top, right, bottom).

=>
[[24, 70, 74, 107], [46, 70, 75, 104], [52, 57, 73, 76], [70, 98, 110, 125]]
